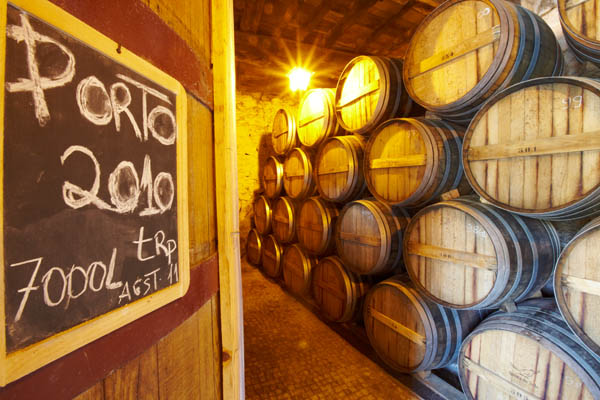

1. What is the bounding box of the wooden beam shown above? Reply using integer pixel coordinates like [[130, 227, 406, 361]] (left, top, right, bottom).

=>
[[212, 1, 245, 400], [235, 30, 357, 74], [299, 0, 334, 42], [324, 0, 379, 48], [272, 0, 299, 37], [240, 0, 266, 33], [355, 0, 417, 53]]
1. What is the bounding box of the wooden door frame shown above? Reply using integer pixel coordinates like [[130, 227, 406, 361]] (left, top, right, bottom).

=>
[[212, 0, 245, 399]]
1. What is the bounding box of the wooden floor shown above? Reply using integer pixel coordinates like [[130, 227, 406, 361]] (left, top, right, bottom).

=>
[[242, 258, 422, 400]]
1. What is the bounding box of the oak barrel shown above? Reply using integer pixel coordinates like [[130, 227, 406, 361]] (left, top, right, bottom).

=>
[[272, 196, 298, 244], [283, 148, 316, 200], [459, 298, 600, 399], [282, 244, 316, 297], [261, 234, 283, 279], [246, 228, 263, 266], [364, 275, 484, 373], [296, 197, 339, 256], [336, 56, 412, 134], [364, 118, 468, 207], [404, 197, 560, 309], [403, 0, 562, 123], [297, 88, 340, 148], [262, 156, 284, 199], [311, 256, 371, 322], [253, 195, 272, 235], [336, 199, 409, 276], [554, 216, 600, 358], [314, 135, 367, 203], [558, 0, 600, 65], [463, 77, 600, 220], [271, 108, 297, 156]]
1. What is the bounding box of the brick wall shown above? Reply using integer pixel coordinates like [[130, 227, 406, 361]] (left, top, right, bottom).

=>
[[236, 90, 299, 254]]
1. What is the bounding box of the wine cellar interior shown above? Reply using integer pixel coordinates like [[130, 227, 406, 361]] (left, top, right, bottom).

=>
[[3, 0, 600, 398], [237, 0, 600, 398]]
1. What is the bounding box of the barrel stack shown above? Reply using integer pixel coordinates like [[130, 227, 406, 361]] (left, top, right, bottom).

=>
[[244, 0, 600, 395]]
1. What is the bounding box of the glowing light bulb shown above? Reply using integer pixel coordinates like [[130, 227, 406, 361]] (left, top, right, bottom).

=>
[[288, 67, 312, 92]]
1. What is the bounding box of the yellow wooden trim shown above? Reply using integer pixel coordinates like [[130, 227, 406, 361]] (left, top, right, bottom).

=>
[[370, 154, 427, 169], [562, 275, 600, 297], [409, 25, 501, 79], [462, 358, 542, 400], [367, 306, 426, 346], [0, 0, 190, 386], [467, 132, 600, 161], [407, 243, 497, 271], [338, 79, 380, 108], [212, 0, 245, 398], [0, 0, 6, 387]]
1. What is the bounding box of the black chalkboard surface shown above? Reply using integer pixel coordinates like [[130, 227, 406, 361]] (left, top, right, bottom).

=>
[[0, 0, 189, 384]]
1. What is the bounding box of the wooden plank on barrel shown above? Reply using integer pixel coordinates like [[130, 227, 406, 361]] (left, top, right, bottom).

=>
[[299, 111, 325, 128], [461, 325, 596, 399], [404, 0, 500, 108], [370, 154, 427, 169], [462, 358, 542, 400], [562, 275, 600, 296], [406, 204, 498, 307], [366, 306, 426, 346], [406, 242, 497, 271], [464, 81, 600, 214], [466, 128, 600, 161], [337, 79, 380, 109], [339, 232, 381, 247], [408, 25, 501, 79]]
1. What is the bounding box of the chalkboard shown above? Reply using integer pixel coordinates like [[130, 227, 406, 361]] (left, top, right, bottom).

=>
[[0, 0, 189, 385]]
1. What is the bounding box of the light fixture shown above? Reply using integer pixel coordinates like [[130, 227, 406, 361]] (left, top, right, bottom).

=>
[[288, 67, 312, 92]]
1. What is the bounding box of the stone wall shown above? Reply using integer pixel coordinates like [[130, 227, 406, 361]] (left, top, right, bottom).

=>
[[236, 90, 299, 254]]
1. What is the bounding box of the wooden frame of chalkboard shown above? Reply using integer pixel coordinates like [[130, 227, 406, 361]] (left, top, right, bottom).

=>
[[0, 0, 190, 385]]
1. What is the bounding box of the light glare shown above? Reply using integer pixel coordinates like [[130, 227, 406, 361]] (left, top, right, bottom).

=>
[[288, 67, 312, 92]]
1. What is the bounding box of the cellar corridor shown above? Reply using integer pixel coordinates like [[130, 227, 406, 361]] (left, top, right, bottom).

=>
[[241, 258, 420, 400]]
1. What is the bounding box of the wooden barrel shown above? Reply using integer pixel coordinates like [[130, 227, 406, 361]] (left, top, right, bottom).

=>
[[403, 0, 563, 123], [262, 156, 284, 199], [297, 88, 340, 148], [336, 56, 412, 134], [283, 148, 316, 200], [364, 118, 468, 207], [364, 275, 484, 373], [253, 195, 272, 235], [261, 234, 283, 278], [314, 135, 366, 203], [271, 108, 297, 156], [296, 197, 339, 256], [463, 77, 600, 221], [459, 298, 600, 399], [558, 0, 600, 65], [403, 197, 560, 309], [554, 216, 600, 358], [336, 199, 409, 276], [272, 196, 298, 244], [282, 244, 316, 297], [311, 256, 371, 322], [246, 228, 263, 266]]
